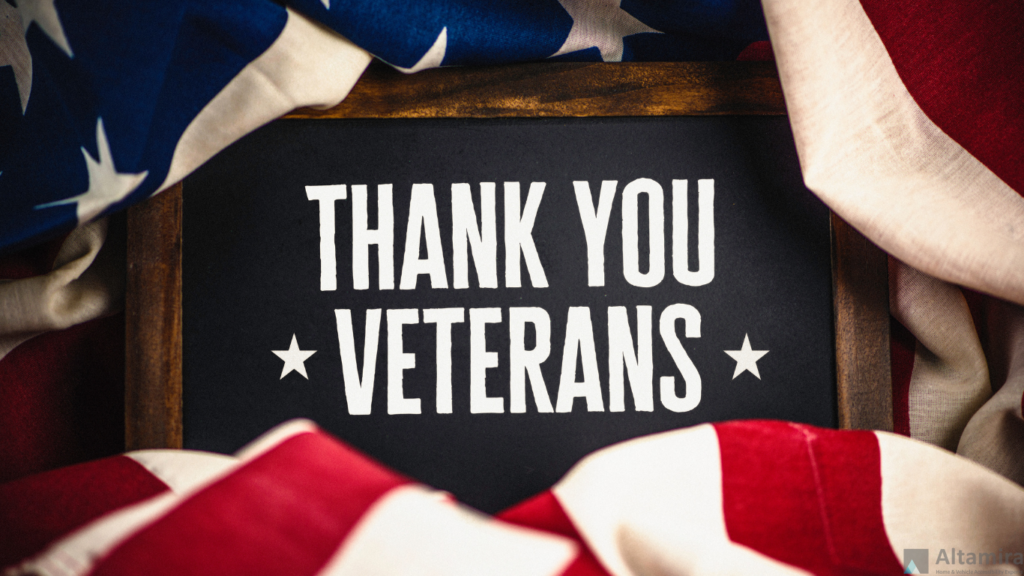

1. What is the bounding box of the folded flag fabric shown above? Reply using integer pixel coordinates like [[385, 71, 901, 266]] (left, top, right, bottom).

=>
[[0, 220, 125, 484], [0, 1, 369, 253], [765, 0, 1024, 486], [0, 449, 236, 569], [0, 0, 769, 254], [764, 0, 1024, 305], [5, 420, 1024, 575], [2, 0, 1024, 573], [888, 258, 1024, 488]]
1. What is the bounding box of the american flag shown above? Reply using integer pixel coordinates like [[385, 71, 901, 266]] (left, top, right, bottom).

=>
[[3, 0, 1024, 573], [0, 0, 769, 253], [4, 419, 1024, 575]]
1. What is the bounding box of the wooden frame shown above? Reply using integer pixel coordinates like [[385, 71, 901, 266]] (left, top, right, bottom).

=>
[[125, 60, 891, 451]]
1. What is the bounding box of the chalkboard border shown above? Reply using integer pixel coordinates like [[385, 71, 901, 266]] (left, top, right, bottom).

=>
[[124, 60, 892, 451]]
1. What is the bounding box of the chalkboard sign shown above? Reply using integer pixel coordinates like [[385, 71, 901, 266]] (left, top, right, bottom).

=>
[[125, 62, 892, 514]]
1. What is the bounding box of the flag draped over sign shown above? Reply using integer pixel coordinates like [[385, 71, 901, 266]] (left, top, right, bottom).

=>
[[0, 0, 770, 254], [5, 420, 1024, 576], [762, 0, 1024, 487], [2, 0, 1024, 573], [0, 1, 369, 253]]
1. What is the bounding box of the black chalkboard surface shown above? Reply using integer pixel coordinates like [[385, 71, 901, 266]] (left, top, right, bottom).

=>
[[180, 114, 835, 512]]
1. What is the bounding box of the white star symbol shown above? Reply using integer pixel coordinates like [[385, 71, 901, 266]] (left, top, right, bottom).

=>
[[36, 118, 148, 222], [393, 26, 447, 74], [724, 334, 769, 380], [0, 0, 32, 112], [272, 334, 316, 380], [16, 0, 73, 57], [551, 0, 660, 62]]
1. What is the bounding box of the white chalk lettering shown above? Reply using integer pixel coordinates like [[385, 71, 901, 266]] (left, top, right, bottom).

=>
[[305, 184, 347, 291], [659, 303, 702, 412], [504, 181, 548, 288], [335, 308, 381, 415], [387, 308, 421, 415], [608, 305, 654, 412], [573, 180, 616, 287], [452, 183, 498, 289], [470, 307, 504, 413], [352, 184, 395, 290], [400, 183, 448, 289], [556, 306, 604, 413], [509, 307, 554, 413], [423, 307, 465, 414], [672, 179, 715, 287], [622, 178, 665, 288]]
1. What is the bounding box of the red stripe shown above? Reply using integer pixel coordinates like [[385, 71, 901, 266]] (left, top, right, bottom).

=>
[[717, 421, 901, 575], [858, 0, 1024, 195], [736, 41, 774, 62], [0, 314, 125, 484], [890, 316, 915, 437], [0, 455, 168, 568], [498, 491, 610, 576], [0, 235, 66, 280], [92, 431, 409, 576], [498, 491, 584, 540]]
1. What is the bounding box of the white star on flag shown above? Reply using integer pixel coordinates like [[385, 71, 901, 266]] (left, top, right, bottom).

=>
[[395, 27, 447, 73], [36, 118, 148, 222], [0, 0, 32, 112], [272, 334, 316, 380], [16, 0, 73, 57], [551, 0, 660, 62], [724, 334, 769, 380]]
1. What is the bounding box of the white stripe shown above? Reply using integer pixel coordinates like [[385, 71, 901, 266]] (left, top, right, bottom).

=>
[[233, 418, 319, 461], [7, 421, 309, 576], [393, 28, 447, 74], [318, 485, 577, 576], [126, 450, 238, 494], [7, 453, 242, 576], [877, 431, 1024, 562], [154, 8, 371, 194], [889, 260, 989, 450], [762, 0, 1024, 305], [0, 219, 117, 362], [4, 492, 180, 576], [552, 425, 809, 576], [957, 298, 1024, 485]]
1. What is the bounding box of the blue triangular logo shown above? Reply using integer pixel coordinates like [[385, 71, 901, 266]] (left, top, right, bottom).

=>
[[904, 559, 921, 574]]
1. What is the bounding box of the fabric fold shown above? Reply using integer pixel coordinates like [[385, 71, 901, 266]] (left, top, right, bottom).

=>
[[0, 219, 122, 362]]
